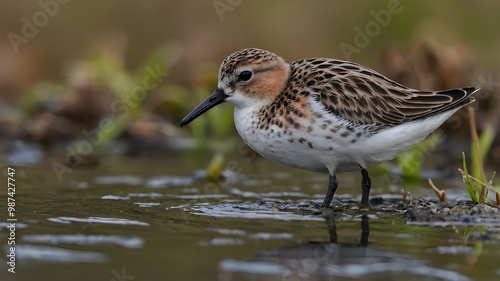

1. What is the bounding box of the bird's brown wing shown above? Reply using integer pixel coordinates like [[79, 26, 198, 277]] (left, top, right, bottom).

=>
[[291, 58, 477, 127]]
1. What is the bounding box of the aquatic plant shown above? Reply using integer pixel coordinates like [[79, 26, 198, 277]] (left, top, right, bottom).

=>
[[205, 152, 225, 183], [18, 41, 183, 149], [460, 107, 498, 206]]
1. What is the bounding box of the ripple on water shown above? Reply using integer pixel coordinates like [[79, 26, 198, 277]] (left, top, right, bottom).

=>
[[190, 203, 323, 222], [133, 202, 162, 207], [166, 194, 229, 199], [94, 176, 143, 185], [205, 228, 294, 241], [198, 238, 245, 246], [0, 222, 28, 229], [22, 234, 144, 248], [16, 244, 107, 263], [230, 187, 311, 199], [46, 216, 149, 226], [207, 228, 293, 237], [219, 259, 290, 275], [146, 175, 197, 188], [101, 192, 163, 200], [219, 259, 471, 281]]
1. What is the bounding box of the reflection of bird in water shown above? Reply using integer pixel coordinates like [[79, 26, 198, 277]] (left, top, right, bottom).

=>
[[218, 212, 469, 280], [257, 213, 371, 262]]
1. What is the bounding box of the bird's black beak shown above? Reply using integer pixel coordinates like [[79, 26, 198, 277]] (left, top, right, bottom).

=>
[[180, 88, 228, 127]]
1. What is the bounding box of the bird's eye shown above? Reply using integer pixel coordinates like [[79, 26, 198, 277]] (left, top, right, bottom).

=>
[[238, 70, 252, 81]]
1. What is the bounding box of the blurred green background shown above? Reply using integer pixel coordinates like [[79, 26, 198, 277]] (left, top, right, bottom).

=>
[[0, 0, 499, 162]]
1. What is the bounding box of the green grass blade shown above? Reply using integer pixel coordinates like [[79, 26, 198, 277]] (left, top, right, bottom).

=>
[[462, 152, 478, 203], [471, 125, 495, 181]]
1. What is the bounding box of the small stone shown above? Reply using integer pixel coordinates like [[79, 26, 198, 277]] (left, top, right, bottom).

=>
[[470, 204, 498, 215]]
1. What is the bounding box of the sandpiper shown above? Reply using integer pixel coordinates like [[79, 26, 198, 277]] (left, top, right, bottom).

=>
[[180, 48, 478, 207]]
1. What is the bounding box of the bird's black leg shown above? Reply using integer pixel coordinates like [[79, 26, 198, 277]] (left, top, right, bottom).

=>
[[321, 173, 338, 207], [360, 168, 371, 204]]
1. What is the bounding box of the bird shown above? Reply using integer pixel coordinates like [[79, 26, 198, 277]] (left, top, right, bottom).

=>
[[180, 48, 478, 207]]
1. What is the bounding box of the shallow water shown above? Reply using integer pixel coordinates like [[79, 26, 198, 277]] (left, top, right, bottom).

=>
[[0, 152, 499, 281]]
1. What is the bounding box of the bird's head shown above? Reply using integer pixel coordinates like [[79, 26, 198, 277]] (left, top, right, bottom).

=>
[[180, 48, 289, 127]]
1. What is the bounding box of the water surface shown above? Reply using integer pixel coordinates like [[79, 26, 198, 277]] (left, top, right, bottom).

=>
[[1, 153, 499, 281]]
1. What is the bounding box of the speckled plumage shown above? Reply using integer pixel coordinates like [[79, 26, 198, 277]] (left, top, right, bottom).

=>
[[180, 48, 479, 207]]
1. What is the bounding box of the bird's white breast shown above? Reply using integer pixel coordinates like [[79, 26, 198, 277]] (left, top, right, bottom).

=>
[[232, 101, 353, 174], [231, 93, 459, 176]]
